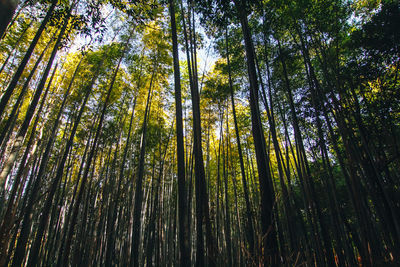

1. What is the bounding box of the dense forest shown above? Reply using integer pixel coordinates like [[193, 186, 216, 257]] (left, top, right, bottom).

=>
[[0, 0, 399, 266]]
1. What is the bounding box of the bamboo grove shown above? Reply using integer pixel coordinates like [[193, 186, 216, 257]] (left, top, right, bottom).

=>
[[0, 0, 399, 266]]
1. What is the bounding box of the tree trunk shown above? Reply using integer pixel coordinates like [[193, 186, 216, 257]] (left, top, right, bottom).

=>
[[0, 6, 69, 193], [0, 0, 57, 118], [130, 64, 156, 267], [169, 1, 190, 265], [180, 1, 216, 265], [0, 0, 18, 39], [10, 62, 58, 267], [26, 55, 84, 267], [234, 1, 278, 264], [225, 27, 255, 257]]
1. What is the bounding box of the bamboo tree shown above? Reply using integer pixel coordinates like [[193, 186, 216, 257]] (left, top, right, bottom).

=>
[[0, 4, 71, 193], [223, 108, 232, 266], [0, 41, 51, 148], [180, 1, 216, 265], [26, 55, 85, 267], [225, 26, 255, 257], [233, 0, 278, 263], [0, 20, 32, 75], [130, 59, 156, 267], [61, 34, 131, 266], [0, 43, 52, 265], [0, 0, 57, 119], [0, 1, 398, 266], [169, 0, 190, 265], [11, 62, 58, 267]]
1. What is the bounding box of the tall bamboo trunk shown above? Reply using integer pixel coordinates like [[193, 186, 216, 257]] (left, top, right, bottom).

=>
[[130, 64, 156, 267], [10, 62, 58, 267], [0, 5, 69, 193], [225, 27, 255, 257], [180, 1, 216, 265], [0, 0, 57, 118], [234, 1, 278, 264], [169, 0, 190, 265]]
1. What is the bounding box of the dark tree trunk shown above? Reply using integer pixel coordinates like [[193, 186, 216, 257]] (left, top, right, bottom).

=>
[[0, 43, 50, 265], [225, 27, 255, 256], [0, 5, 69, 191], [130, 65, 156, 267], [10, 62, 58, 267], [234, 0, 278, 264], [0, 0, 18, 39], [169, 0, 190, 265], [26, 55, 84, 267], [0, 0, 57, 118]]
